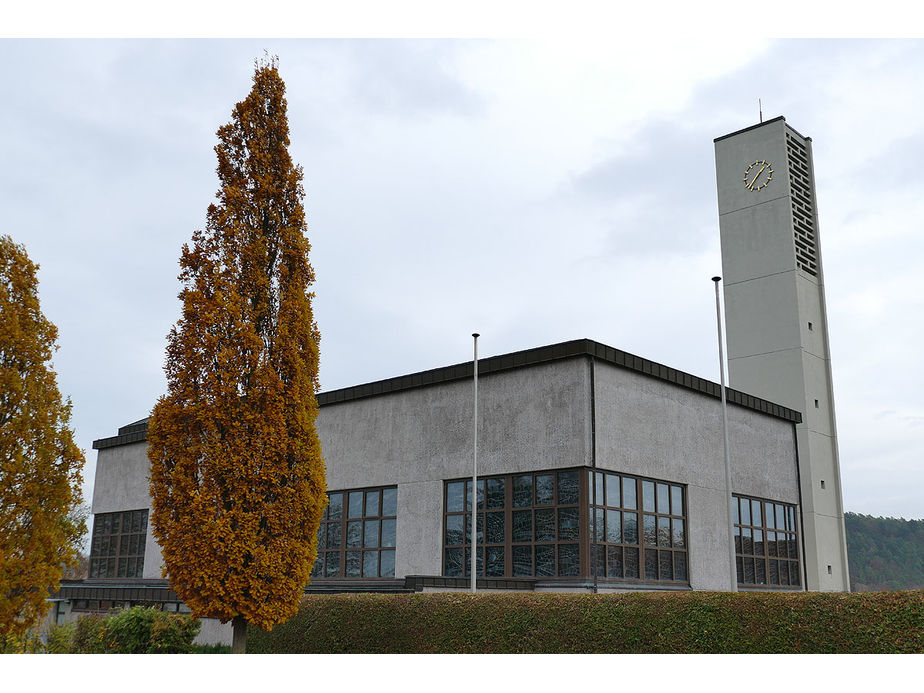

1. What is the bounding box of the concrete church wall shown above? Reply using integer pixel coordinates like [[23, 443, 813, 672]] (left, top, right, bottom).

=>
[[593, 362, 800, 590], [317, 357, 592, 578]]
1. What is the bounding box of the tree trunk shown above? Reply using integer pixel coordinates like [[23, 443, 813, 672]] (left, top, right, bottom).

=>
[[232, 615, 247, 654]]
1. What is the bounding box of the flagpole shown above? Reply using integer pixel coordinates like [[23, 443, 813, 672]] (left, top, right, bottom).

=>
[[471, 333, 479, 594], [713, 277, 739, 592]]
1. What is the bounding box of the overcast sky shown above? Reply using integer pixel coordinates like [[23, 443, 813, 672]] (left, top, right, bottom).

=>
[[3, 37, 922, 522]]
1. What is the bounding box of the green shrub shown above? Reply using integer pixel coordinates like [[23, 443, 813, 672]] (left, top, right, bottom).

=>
[[192, 642, 232, 654], [72, 613, 107, 653], [249, 590, 924, 654], [69, 607, 201, 653], [45, 622, 76, 653]]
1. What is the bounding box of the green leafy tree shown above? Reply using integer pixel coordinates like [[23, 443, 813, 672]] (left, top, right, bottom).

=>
[[147, 58, 326, 653], [0, 235, 85, 644]]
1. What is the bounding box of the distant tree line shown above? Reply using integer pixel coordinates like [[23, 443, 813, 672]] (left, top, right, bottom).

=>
[[846, 512, 924, 591]]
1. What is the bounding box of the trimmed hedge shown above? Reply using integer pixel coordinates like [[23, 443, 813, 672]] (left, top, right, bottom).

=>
[[248, 590, 924, 654]]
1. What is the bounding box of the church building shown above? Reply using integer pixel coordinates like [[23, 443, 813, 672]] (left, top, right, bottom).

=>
[[50, 117, 851, 644]]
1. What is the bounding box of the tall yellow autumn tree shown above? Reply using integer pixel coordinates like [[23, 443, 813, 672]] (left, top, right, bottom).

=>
[[0, 235, 85, 645], [147, 58, 326, 654]]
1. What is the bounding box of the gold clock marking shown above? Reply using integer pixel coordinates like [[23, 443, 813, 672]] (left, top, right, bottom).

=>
[[744, 159, 774, 191]]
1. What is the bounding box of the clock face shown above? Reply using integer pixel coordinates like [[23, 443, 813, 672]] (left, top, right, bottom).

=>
[[743, 159, 774, 191]]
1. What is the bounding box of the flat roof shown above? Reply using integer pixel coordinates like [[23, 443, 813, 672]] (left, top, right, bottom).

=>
[[93, 337, 802, 450]]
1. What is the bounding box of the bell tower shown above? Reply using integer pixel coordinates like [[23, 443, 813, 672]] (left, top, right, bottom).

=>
[[714, 116, 850, 591]]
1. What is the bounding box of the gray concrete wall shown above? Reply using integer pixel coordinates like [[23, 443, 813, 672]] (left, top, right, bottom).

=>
[[592, 362, 800, 590], [316, 357, 592, 578], [91, 441, 164, 579]]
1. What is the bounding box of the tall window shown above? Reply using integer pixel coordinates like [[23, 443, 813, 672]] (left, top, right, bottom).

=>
[[734, 495, 801, 588], [443, 469, 581, 578], [312, 486, 397, 579], [89, 509, 148, 579], [589, 471, 688, 583]]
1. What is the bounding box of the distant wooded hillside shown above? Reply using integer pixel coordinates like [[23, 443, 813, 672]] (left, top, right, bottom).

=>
[[845, 512, 924, 591]]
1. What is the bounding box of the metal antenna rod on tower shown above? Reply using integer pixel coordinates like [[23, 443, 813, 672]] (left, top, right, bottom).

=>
[[759, 98, 763, 123]]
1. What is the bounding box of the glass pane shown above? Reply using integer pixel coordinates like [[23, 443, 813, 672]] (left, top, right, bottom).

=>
[[464, 547, 483, 577], [657, 516, 670, 547], [789, 536, 798, 560], [381, 518, 396, 548], [363, 520, 380, 548], [778, 532, 789, 558], [624, 547, 639, 578], [325, 553, 340, 577], [751, 499, 762, 526], [365, 490, 380, 517], [380, 550, 395, 578], [447, 482, 464, 513], [486, 512, 505, 544], [736, 556, 744, 583], [317, 525, 327, 550], [753, 529, 764, 556], [755, 557, 767, 584], [346, 551, 361, 577], [513, 475, 533, 507], [513, 546, 532, 576], [594, 472, 604, 505], [131, 511, 142, 533], [606, 509, 621, 544], [486, 546, 504, 577], [659, 551, 673, 580], [765, 502, 776, 529], [557, 470, 579, 505], [643, 514, 657, 547], [606, 546, 623, 578], [513, 510, 532, 543], [348, 492, 363, 518], [382, 488, 397, 516], [535, 545, 554, 577], [733, 497, 740, 524], [674, 552, 687, 581], [605, 474, 620, 508], [623, 478, 637, 510], [742, 527, 753, 555], [535, 509, 555, 542], [465, 514, 483, 544], [657, 483, 669, 514], [671, 485, 683, 516], [734, 525, 742, 554], [790, 561, 801, 586], [672, 518, 685, 548], [328, 493, 343, 520], [776, 505, 786, 532], [558, 544, 580, 577], [446, 514, 464, 545], [743, 556, 755, 583], [769, 559, 779, 585], [558, 507, 579, 541], [535, 474, 554, 505], [466, 479, 485, 511], [767, 531, 777, 557], [623, 512, 638, 545], [642, 481, 655, 512], [645, 550, 658, 579], [594, 507, 605, 543], [327, 523, 341, 550], [486, 478, 505, 510], [741, 497, 751, 525], [346, 521, 362, 548], [445, 548, 463, 577], [787, 506, 796, 532], [592, 544, 605, 578], [362, 551, 378, 577]]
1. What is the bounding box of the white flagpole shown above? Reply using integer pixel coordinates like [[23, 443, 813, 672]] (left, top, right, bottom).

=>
[[713, 277, 739, 592], [471, 333, 479, 593]]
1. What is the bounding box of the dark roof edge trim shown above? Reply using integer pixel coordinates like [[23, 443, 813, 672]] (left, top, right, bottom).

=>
[[92, 338, 801, 450], [714, 115, 787, 143]]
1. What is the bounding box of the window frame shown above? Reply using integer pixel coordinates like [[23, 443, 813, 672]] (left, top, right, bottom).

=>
[[88, 509, 148, 579], [312, 485, 398, 580], [733, 494, 802, 589]]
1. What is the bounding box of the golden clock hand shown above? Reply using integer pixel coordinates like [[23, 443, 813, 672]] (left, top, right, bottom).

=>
[[747, 163, 768, 189]]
